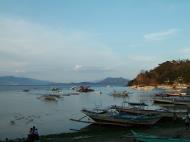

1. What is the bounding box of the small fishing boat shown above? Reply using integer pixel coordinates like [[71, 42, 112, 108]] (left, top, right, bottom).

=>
[[80, 108, 161, 127], [131, 130, 190, 142], [51, 87, 60, 91], [127, 102, 147, 106], [48, 87, 64, 95], [111, 105, 180, 120], [167, 92, 187, 97], [153, 98, 190, 105], [76, 86, 94, 93], [155, 92, 187, 97]]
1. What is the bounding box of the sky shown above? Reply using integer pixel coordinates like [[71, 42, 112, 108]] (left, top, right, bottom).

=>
[[0, 0, 190, 82]]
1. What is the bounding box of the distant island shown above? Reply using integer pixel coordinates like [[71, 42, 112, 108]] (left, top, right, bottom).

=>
[[0, 76, 129, 86], [128, 59, 190, 87], [0, 76, 52, 86]]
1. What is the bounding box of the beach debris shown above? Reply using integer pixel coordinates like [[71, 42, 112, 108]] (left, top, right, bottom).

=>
[[10, 114, 41, 126], [38, 94, 63, 102], [14, 114, 25, 121], [23, 89, 30, 92], [10, 120, 15, 125]]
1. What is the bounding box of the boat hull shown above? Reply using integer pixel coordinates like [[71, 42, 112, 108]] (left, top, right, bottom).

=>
[[82, 109, 161, 127]]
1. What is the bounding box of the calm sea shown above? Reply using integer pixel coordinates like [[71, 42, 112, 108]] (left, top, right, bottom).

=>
[[0, 85, 159, 139]]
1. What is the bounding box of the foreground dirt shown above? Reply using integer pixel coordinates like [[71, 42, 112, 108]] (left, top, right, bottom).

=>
[[39, 120, 190, 142], [2, 120, 190, 142]]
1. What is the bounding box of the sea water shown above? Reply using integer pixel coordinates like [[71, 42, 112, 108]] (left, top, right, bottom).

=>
[[0, 85, 159, 139]]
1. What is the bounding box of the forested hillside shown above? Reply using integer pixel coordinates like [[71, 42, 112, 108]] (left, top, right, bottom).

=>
[[128, 60, 190, 86]]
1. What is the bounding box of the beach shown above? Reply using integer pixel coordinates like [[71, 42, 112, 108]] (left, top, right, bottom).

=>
[[3, 121, 190, 142]]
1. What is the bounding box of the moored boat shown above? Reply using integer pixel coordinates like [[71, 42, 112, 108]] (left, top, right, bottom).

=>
[[153, 98, 190, 105], [111, 105, 182, 120], [155, 92, 187, 97], [77, 86, 94, 93], [81, 108, 161, 127]]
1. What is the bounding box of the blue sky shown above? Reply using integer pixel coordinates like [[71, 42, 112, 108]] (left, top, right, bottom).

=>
[[0, 0, 190, 82]]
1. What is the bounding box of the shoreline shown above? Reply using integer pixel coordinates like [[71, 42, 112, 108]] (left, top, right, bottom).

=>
[[3, 121, 190, 142], [129, 84, 189, 91]]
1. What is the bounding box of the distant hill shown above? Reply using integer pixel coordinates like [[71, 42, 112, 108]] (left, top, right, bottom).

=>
[[0, 76, 52, 85], [0, 76, 129, 86], [97, 77, 129, 86], [53, 77, 129, 86], [128, 59, 190, 86]]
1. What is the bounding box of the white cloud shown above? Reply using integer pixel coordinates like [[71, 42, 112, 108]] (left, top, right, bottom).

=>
[[0, 17, 124, 82], [0, 17, 171, 82], [74, 64, 83, 71], [144, 29, 178, 41], [73, 65, 112, 73]]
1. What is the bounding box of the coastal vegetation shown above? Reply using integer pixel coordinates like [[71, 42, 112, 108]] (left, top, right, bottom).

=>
[[128, 59, 190, 86]]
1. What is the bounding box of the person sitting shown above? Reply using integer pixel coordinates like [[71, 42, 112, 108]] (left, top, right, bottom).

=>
[[34, 128, 39, 140], [27, 128, 34, 142], [27, 126, 40, 142], [32, 126, 36, 133], [185, 112, 190, 130]]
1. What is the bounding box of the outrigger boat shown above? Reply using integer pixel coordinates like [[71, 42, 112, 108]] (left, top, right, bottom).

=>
[[153, 98, 190, 106], [74, 108, 161, 127], [131, 130, 190, 142], [110, 101, 182, 120], [112, 106, 178, 119], [155, 92, 187, 97]]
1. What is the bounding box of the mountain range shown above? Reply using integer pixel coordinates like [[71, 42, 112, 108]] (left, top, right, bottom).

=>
[[0, 76, 52, 85], [0, 76, 129, 86]]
